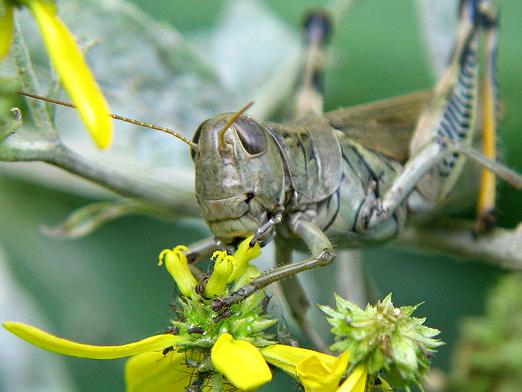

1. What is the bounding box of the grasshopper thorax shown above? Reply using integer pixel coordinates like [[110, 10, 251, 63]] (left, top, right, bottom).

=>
[[191, 114, 286, 244]]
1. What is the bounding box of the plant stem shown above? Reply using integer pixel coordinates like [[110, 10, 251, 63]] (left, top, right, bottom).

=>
[[46, 143, 199, 214], [398, 218, 522, 269], [12, 17, 56, 138]]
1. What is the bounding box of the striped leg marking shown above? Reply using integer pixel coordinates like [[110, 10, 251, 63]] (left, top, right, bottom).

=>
[[409, 0, 482, 203]]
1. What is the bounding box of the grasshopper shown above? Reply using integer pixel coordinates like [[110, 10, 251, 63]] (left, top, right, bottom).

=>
[[17, 0, 522, 347], [185, 0, 522, 341]]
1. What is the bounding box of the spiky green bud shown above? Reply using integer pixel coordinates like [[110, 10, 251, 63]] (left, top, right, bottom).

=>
[[320, 293, 443, 388]]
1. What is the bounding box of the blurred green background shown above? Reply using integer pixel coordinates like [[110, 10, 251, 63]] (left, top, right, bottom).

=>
[[1, 0, 522, 391]]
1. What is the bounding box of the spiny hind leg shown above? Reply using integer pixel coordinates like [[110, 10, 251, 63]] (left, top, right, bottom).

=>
[[475, 5, 499, 233], [358, 0, 503, 230], [408, 0, 482, 204], [292, 10, 332, 117], [274, 240, 328, 351]]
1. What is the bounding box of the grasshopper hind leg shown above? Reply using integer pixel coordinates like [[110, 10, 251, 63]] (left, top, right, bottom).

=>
[[360, 1, 522, 231], [292, 10, 332, 117], [475, 5, 499, 234], [409, 0, 482, 205]]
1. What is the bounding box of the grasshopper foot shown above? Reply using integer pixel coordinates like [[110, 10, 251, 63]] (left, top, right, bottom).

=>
[[473, 209, 497, 237]]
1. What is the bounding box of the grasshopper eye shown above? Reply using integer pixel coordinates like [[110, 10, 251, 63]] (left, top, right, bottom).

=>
[[235, 118, 267, 155], [191, 122, 205, 160]]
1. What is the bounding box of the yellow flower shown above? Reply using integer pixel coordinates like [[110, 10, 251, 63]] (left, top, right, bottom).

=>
[[205, 251, 236, 297], [337, 365, 367, 392], [0, 1, 13, 58], [125, 350, 209, 392], [296, 351, 350, 391], [2, 238, 279, 391], [158, 245, 197, 298], [2, 0, 112, 148], [2, 322, 276, 391], [3, 320, 368, 392], [159, 235, 261, 299], [262, 344, 368, 392], [228, 235, 260, 282], [211, 333, 272, 391], [3, 321, 185, 359]]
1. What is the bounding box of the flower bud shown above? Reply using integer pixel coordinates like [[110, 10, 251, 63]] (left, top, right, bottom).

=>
[[205, 253, 235, 297], [228, 235, 261, 282], [158, 246, 197, 298], [321, 293, 443, 388]]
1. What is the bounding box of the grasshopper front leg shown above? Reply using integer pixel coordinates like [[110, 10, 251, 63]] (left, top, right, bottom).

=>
[[221, 219, 335, 310], [184, 236, 224, 264], [176, 237, 224, 279]]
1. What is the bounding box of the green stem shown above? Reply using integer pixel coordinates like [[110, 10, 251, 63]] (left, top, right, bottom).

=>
[[46, 143, 200, 214], [12, 16, 56, 138], [398, 218, 522, 269]]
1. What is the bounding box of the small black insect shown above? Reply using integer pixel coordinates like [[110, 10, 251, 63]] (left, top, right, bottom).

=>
[[212, 309, 233, 322], [162, 346, 174, 355], [187, 326, 205, 334]]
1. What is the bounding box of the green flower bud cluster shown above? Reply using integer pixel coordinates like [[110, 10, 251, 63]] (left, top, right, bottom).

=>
[[170, 291, 277, 350], [321, 294, 443, 390]]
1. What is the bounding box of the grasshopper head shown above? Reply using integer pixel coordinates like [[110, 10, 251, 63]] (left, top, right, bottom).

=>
[[191, 114, 285, 244]]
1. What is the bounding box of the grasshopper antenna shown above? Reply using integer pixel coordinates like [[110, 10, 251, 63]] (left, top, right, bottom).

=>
[[218, 101, 254, 149], [16, 91, 199, 151]]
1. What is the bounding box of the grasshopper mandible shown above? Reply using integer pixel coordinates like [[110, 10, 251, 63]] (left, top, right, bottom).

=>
[[18, 0, 522, 347]]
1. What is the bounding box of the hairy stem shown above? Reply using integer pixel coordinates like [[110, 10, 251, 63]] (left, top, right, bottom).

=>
[[12, 17, 56, 138]]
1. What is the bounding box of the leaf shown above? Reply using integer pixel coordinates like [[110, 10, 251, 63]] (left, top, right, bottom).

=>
[[14, 0, 299, 196]]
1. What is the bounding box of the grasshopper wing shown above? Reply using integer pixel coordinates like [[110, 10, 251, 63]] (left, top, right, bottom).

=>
[[325, 90, 433, 162]]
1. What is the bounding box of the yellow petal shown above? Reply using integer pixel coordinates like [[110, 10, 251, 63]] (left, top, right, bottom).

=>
[[297, 355, 333, 390], [297, 351, 350, 392], [159, 246, 197, 298], [228, 236, 260, 282], [27, 0, 112, 148], [337, 364, 367, 392], [205, 254, 235, 297], [3, 321, 184, 359], [261, 344, 338, 378], [125, 350, 200, 392], [0, 1, 13, 59], [211, 333, 272, 390]]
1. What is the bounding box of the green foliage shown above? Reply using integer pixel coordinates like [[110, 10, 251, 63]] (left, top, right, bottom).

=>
[[452, 273, 522, 392], [170, 291, 277, 350], [321, 294, 443, 389]]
